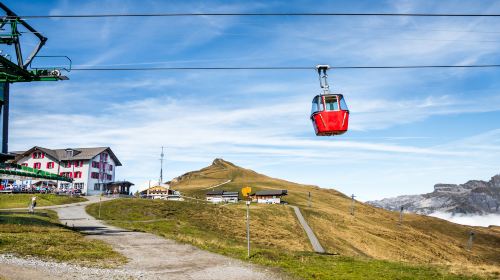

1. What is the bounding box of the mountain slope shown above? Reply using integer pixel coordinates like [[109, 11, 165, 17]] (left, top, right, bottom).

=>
[[169, 159, 500, 275], [368, 175, 500, 215]]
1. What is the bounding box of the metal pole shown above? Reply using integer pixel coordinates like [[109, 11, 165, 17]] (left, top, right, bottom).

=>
[[98, 195, 102, 218], [308, 192, 311, 207], [467, 231, 475, 251], [246, 200, 250, 258], [1, 83, 9, 154], [399, 206, 404, 225], [350, 194, 356, 216], [159, 146, 164, 185]]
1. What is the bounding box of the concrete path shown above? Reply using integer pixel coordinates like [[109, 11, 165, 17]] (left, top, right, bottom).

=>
[[1, 197, 283, 280], [289, 205, 325, 253], [202, 180, 232, 190]]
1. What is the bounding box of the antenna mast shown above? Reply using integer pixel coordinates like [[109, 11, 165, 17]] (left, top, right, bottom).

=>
[[159, 146, 164, 185]]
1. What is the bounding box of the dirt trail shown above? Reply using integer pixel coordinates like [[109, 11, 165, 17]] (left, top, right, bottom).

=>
[[0, 197, 283, 280]]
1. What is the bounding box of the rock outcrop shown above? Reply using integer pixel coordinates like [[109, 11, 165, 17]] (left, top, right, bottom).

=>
[[368, 175, 500, 215]]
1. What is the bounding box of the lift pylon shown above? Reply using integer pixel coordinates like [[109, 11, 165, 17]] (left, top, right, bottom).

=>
[[0, 2, 70, 161]]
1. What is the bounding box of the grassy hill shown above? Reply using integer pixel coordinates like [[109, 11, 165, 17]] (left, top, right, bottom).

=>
[[85, 159, 500, 279], [168, 159, 500, 276]]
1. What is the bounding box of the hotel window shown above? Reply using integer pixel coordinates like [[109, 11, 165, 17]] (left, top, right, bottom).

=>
[[33, 162, 41, 169], [46, 162, 55, 169], [21, 163, 28, 167], [74, 160, 83, 167], [106, 174, 112, 180], [75, 183, 84, 189], [109, 165, 113, 171], [32, 152, 44, 159], [60, 172, 72, 178], [91, 172, 99, 179], [94, 183, 101, 190], [74, 171, 82, 179], [92, 161, 99, 168]]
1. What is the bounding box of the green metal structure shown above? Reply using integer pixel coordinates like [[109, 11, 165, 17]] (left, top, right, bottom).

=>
[[0, 2, 71, 182], [0, 162, 72, 182]]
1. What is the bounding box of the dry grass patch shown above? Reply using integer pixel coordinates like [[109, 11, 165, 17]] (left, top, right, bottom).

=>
[[0, 210, 126, 267], [87, 199, 491, 279], [168, 159, 500, 278], [0, 194, 86, 209]]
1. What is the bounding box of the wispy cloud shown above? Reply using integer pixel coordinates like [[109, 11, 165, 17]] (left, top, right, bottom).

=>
[[4, 0, 500, 200]]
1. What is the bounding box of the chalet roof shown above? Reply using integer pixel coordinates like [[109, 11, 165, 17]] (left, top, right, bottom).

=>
[[222, 192, 239, 197], [12, 146, 122, 166], [105, 181, 135, 187], [206, 190, 225, 196], [253, 190, 288, 196], [140, 185, 169, 193]]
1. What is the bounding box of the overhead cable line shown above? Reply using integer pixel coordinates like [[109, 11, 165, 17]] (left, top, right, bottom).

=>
[[11, 12, 500, 19], [70, 64, 500, 71]]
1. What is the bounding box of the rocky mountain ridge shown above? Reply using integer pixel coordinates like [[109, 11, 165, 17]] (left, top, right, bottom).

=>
[[368, 174, 500, 215]]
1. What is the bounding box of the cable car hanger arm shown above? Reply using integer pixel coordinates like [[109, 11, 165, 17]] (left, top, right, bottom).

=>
[[0, 2, 47, 69]]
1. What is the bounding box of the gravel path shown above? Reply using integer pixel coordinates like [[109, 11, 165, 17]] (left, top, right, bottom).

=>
[[0, 197, 284, 280], [290, 205, 325, 253]]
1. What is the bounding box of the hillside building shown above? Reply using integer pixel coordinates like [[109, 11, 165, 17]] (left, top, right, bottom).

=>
[[140, 184, 182, 200], [105, 181, 134, 195], [251, 190, 288, 204], [10, 146, 122, 195], [206, 190, 239, 203]]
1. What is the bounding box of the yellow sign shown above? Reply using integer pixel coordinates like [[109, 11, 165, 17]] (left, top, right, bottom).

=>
[[241, 186, 252, 197]]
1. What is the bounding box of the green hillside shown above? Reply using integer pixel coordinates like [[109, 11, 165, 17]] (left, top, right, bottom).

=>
[[87, 158, 500, 279]]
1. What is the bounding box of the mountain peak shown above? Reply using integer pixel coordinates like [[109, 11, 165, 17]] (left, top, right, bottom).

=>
[[211, 158, 236, 168]]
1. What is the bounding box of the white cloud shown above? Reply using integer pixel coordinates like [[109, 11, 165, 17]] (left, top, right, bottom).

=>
[[430, 212, 500, 227], [5, 0, 500, 200]]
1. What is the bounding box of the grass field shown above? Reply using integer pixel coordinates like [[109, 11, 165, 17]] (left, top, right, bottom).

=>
[[0, 209, 126, 267], [87, 198, 487, 280], [0, 194, 86, 209], [170, 159, 500, 277]]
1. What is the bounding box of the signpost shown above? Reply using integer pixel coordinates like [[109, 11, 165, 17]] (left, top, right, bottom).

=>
[[246, 200, 250, 258], [241, 187, 252, 258], [241, 186, 252, 197]]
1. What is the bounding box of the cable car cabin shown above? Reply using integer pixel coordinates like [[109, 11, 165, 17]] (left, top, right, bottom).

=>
[[310, 94, 349, 136]]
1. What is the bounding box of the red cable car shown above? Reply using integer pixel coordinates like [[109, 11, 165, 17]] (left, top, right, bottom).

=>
[[310, 65, 349, 136]]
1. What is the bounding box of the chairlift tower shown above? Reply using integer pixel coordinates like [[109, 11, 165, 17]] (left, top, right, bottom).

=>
[[0, 3, 71, 183], [0, 2, 70, 162]]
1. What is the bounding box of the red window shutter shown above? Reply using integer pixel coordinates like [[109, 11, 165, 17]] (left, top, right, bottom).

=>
[[42, 153, 45, 158]]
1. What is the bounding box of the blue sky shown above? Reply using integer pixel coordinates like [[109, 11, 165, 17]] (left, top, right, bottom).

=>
[[3, 0, 500, 200]]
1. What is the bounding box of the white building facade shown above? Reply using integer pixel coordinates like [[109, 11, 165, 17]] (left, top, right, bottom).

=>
[[11, 146, 122, 195]]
